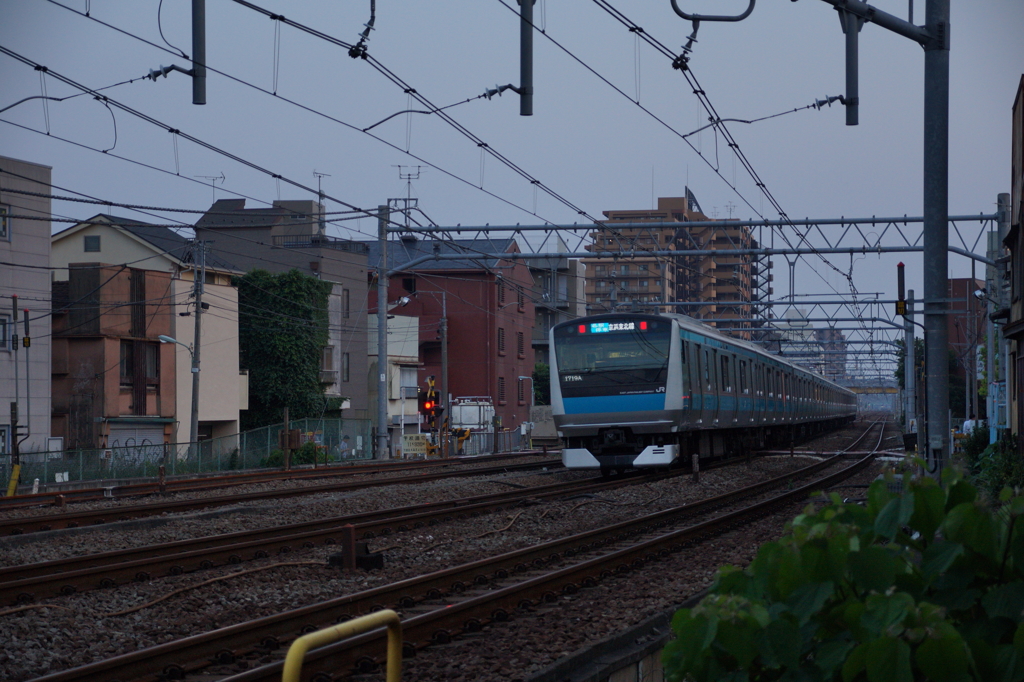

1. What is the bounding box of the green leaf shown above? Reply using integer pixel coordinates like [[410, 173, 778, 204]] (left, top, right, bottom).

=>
[[909, 484, 947, 541], [786, 581, 835, 625], [865, 636, 913, 682], [842, 642, 869, 682], [815, 639, 857, 677], [915, 635, 971, 682], [715, 619, 759, 669], [755, 616, 801, 669], [946, 480, 978, 511], [983, 582, 1024, 622], [875, 494, 915, 540], [849, 546, 898, 593], [861, 593, 913, 637], [944, 502, 998, 561], [922, 540, 966, 580]]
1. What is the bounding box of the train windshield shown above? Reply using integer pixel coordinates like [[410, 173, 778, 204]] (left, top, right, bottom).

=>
[[554, 319, 671, 395]]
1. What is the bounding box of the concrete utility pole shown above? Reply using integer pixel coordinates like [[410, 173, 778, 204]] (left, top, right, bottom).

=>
[[905, 291, 916, 435], [519, 0, 534, 116], [190, 241, 205, 459], [191, 0, 206, 104], [440, 292, 449, 459], [376, 205, 390, 460]]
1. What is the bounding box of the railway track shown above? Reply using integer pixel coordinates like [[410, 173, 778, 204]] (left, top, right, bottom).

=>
[[25, 421, 885, 682], [0, 451, 551, 512], [0, 456, 562, 536]]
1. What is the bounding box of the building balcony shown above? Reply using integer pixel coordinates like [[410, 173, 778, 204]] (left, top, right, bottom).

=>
[[320, 370, 338, 384]]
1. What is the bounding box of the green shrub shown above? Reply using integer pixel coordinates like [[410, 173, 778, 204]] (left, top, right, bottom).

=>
[[965, 434, 1024, 501], [664, 466, 1024, 682]]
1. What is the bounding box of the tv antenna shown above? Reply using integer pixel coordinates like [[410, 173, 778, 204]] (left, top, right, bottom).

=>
[[194, 172, 225, 203], [725, 201, 737, 219], [392, 165, 424, 228], [313, 170, 331, 203]]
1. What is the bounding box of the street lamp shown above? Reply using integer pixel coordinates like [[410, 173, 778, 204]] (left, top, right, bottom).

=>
[[159, 334, 199, 458]]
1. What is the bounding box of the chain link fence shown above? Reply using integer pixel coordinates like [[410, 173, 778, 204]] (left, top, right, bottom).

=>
[[1, 418, 375, 489]]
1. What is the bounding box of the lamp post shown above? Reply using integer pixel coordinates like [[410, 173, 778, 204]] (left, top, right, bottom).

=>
[[159, 334, 199, 458]]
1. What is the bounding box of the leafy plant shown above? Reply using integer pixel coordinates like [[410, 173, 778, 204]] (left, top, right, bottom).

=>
[[233, 269, 334, 430], [664, 466, 1024, 681], [964, 434, 1024, 502]]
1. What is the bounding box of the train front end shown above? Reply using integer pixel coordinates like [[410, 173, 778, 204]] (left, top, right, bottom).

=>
[[550, 314, 682, 471]]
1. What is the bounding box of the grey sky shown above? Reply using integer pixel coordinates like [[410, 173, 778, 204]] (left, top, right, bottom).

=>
[[1, 0, 1022, 371]]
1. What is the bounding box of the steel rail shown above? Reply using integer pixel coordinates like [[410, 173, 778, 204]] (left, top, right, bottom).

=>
[[0, 469, 667, 605], [28, 451, 869, 682], [0, 458, 561, 536], [0, 451, 549, 511]]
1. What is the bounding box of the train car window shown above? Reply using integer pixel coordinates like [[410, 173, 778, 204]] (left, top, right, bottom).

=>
[[703, 348, 711, 390], [740, 360, 748, 394], [680, 340, 687, 364], [721, 355, 731, 392]]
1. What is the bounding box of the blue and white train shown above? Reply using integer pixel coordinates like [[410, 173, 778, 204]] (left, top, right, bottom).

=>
[[550, 312, 857, 472]]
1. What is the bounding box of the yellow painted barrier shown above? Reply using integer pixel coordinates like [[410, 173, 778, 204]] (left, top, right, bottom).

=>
[[5, 464, 20, 497], [281, 609, 402, 682]]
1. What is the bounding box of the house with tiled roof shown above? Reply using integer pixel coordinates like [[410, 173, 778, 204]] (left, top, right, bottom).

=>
[[50, 214, 247, 453]]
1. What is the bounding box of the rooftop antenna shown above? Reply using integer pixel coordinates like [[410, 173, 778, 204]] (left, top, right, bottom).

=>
[[392, 165, 424, 228], [194, 172, 225, 203], [313, 170, 331, 234], [725, 201, 737, 219]]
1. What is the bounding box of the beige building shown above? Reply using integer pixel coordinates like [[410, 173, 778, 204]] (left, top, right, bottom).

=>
[[0, 156, 53, 456], [583, 192, 759, 338], [367, 312, 422, 456], [51, 215, 247, 448]]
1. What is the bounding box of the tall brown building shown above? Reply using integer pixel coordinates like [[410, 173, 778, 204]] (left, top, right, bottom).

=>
[[583, 191, 759, 338]]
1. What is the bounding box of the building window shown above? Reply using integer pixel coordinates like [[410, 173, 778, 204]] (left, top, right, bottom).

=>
[[498, 280, 506, 304], [402, 277, 416, 294], [498, 327, 506, 355], [620, 264, 629, 276], [0, 314, 9, 351], [518, 378, 525, 404], [322, 346, 334, 371], [498, 376, 506, 404], [0, 204, 8, 241], [342, 353, 350, 382], [517, 331, 524, 358], [120, 341, 134, 387], [342, 289, 350, 319], [517, 287, 525, 310], [84, 235, 101, 252]]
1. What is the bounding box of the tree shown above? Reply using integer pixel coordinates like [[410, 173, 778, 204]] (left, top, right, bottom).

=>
[[894, 337, 967, 418], [532, 362, 551, 405], [233, 269, 335, 430]]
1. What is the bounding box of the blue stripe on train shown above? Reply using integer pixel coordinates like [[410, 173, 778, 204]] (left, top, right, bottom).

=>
[[563, 393, 666, 414]]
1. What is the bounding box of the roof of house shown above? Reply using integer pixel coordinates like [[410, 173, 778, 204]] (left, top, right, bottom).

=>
[[53, 214, 240, 272]]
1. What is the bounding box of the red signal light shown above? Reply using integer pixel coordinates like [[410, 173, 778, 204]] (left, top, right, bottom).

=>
[[578, 325, 586, 333], [640, 321, 647, 330], [423, 400, 434, 411]]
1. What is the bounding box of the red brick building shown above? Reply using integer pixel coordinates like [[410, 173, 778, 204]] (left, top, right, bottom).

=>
[[368, 237, 536, 430]]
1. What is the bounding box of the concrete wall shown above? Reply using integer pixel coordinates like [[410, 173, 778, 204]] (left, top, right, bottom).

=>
[[170, 279, 243, 444], [0, 156, 52, 455]]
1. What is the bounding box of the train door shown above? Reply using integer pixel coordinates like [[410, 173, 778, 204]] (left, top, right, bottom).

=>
[[753, 362, 765, 424], [709, 349, 721, 425], [679, 338, 693, 427], [693, 343, 705, 425], [720, 353, 735, 424]]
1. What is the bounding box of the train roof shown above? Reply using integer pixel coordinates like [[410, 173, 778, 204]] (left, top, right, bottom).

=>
[[553, 311, 854, 394]]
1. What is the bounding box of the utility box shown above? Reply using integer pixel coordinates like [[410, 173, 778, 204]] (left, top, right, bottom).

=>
[[449, 397, 495, 430]]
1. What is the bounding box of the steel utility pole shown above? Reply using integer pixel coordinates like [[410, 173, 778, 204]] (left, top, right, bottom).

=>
[[191, 0, 206, 104], [376, 205, 390, 460]]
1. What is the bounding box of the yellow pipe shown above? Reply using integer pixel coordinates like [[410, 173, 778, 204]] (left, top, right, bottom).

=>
[[281, 609, 402, 682], [5, 464, 20, 497]]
